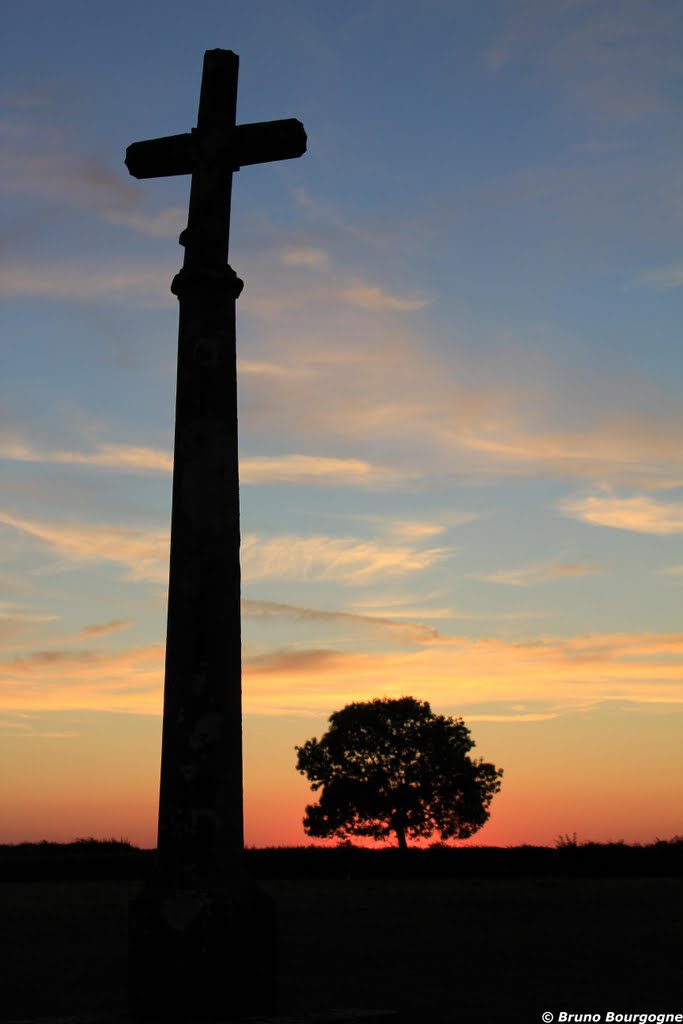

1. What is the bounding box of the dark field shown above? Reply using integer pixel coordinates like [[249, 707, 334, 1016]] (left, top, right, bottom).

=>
[[1, 875, 681, 1023]]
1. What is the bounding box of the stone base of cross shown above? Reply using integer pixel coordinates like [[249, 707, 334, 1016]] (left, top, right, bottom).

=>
[[128, 875, 276, 1017]]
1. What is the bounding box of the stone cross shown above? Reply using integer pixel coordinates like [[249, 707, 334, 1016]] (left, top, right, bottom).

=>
[[125, 49, 305, 1020]]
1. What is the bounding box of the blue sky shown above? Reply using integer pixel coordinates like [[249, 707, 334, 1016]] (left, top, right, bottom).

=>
[[1, 0, 682, 846]]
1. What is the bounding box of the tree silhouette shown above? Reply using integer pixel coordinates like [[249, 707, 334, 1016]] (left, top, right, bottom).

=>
[[295, 696, 503, 849]]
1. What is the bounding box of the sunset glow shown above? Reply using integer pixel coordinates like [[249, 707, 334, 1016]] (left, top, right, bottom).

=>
[[1, 1, 681, 849]]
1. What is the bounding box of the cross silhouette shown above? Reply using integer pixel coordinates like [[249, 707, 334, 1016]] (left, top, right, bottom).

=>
[[125, 49, 305, 1020], [126, 48, 305, 279]]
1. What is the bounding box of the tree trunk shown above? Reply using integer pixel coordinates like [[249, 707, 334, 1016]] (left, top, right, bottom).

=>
[[395, 825, 408, 851]]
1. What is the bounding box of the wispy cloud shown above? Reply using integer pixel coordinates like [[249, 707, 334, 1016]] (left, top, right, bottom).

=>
[[0, 263, 172, 306], [382, 514, 477, 539], [0, 437, 173, 473], [0, 607, 60, 650], [386, 520, 449, 541], [0, 512, 169, 583], [242, 630, 683, 716], [242, 275, 429, 319], [560, 494, 683, 535], [459, 419, 683, 490], [2, 628, 681, 719], [3, 329, 680, 494], [0, 718, 80, 740], [0, 644, 164, 713], [2, 615, 133, 651], [280, 246, 329, 269], [3, 253, 680, 495], [105, 207, 186, 238], [634, 262, 683, 290], [0, 436, 401, 489], [0, 147, 139, 210], [77, 619, 132, 639], [235, 304, 683, 490], [0, 511, 452, 588], [340, 278, 430, 312], [347, 593, 457, 621], [241, 533, 452, 584], [486, 1, 681, 121], [470, 559, 605, 587], [288, 184, 403, 251], [242, 239, 431, 319], [240, 454, 402, 488], [238, 360, 315, 381], [242, 598, 439, 645], [0, 112, 138, 211]]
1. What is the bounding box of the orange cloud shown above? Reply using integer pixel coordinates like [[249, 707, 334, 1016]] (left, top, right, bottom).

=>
[[242, 597, 440, 645], [340, 278, 429, 312], [238, 359, 315, 380], [560, 494, 683, 534], [1, 630, 681, 727], [241, 533, 452, 584], [280, 246, 329, 269], [0, 608, 61, 651], [0, 511, 452, 588], [105, 206, 186, 237], [384, 517, 475, 539], [0, 644, 164, 713], [470, 559, 605, 586], [240, 454, 401, 488], [234, 304, 683, 489], [0, 512, 169, 583], [5, 315, 680, 494], [241, 631, 683, 717], [460, 421, 683, 490], [0, 435, 402, 488], [0, 437, 173, 473], [241, 267, 429, 319], [77, 620, 132, 639]]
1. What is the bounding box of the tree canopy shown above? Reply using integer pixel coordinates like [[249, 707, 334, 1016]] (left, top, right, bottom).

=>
[[295, 696, 502, 849]]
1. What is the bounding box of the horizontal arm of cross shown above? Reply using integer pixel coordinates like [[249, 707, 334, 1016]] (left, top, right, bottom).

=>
[[126, 118, 306, 179]]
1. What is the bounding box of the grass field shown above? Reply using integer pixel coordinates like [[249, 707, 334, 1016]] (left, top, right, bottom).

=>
[[1, 876, 681, 1023]]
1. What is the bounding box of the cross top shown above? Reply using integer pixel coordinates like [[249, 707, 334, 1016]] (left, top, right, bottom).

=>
[[125, 49, 306, 283]]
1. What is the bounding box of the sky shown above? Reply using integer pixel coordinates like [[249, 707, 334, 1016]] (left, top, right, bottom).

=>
[[0, 0, 681, 849]]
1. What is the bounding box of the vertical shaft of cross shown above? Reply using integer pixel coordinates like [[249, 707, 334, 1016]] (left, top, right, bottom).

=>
[[127, 52, 275, 1020], [156, 50, 244, 889], [183, 49, 237, 271], [126, 48, 305, 1019]]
